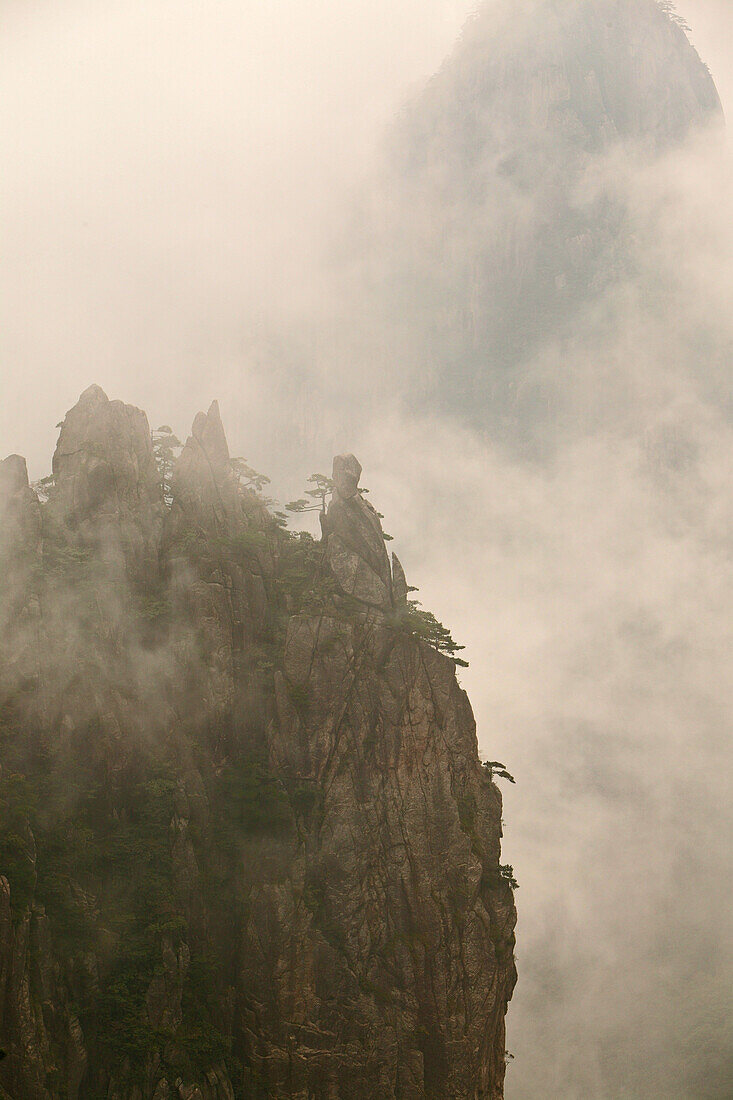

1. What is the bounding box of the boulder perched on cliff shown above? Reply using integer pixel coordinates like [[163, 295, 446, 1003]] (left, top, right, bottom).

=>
[[325, 453, 394, 609]]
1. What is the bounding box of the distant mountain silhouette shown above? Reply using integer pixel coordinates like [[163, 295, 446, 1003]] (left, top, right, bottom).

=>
[[365, 0, 722, 441]]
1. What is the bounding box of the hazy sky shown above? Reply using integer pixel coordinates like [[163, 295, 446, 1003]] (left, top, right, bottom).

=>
[[1, 0, 731, 479], [1, 0, 471, 472], [2, 3, 732, 1098]]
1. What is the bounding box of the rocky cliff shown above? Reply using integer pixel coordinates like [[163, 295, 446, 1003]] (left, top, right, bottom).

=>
[[0, 387, 516, 1099]]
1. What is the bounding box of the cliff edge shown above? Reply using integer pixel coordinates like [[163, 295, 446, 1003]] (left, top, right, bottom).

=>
[[0, 388, 516, 1099]]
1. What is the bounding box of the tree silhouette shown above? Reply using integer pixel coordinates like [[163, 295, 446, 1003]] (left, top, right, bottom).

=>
[[482, 760, 516, 784], [151, 426, 182, 505], [230, 457, 271, 495], [404, 599, 468, 667], [286, 473, 334, 516]]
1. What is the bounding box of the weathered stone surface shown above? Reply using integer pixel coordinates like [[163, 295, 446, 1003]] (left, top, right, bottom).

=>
[[146, 940, 190, 1031], [50, 384, 163, 583], [266, 614, 516, 1098], [0, 455, 42, 601], [0, 876, 63, 1100], [166, 400, 275, 719], [0, 398, 516, 1100], [0, 455, 42, 697], [325, 453, 393, 609], [332, 453, 362, 500], [391, 552, 409, 605], [170, 401, 234, 534]]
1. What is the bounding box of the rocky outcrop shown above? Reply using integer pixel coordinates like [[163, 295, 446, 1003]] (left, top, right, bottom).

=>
[[0, 457, 42, 699], [0, 388, 516, 1099], [50, 384, 163, 583], [325, 453, 394, 610], [166, 399, 277, 722], [0, 875, 87, 1100], [0, 456, 42, 572], [391, 553, 409, 605], [265, 619, 515, 1097], [145, 940, 190, 1031], [169, 400, 238, 534], [256, 471, 515, 1097]]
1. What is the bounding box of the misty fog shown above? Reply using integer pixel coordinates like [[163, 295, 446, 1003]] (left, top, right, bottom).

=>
[[2, 1, 732, 1097]]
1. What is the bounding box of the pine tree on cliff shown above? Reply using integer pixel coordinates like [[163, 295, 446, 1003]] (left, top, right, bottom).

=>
[[151, 425, 182, 505]]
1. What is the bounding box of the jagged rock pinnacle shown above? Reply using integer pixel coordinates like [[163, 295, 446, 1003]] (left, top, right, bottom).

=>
[[0, 396, 517, 1099], [0, 453, 30, 497], [332, 452, 362, 500], [325, 453, 394, 609], [49, 384, 162, 581], [391, 552, 409, 605], [190, 399, 230, 471]]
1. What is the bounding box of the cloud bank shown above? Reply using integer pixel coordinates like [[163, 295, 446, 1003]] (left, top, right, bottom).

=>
[[2, 2, 732, 1097]]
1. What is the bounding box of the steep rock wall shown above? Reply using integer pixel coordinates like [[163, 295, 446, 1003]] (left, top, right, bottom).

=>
[[0, 388, 516, 1099]]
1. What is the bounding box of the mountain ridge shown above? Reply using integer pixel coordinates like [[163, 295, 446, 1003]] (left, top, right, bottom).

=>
[[361, 0, 724, 441], [0, 386, 516, 1100]]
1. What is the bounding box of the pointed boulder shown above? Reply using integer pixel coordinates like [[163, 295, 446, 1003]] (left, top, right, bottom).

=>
[[325, 455, 393, 610], [391, 552, 409, 605], [50, 385, 162, 580]]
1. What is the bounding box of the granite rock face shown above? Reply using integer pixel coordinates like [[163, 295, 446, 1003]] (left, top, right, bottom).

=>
[[0, 388, 516, 1099], [166, 399, 276, 721], [50, 384, 163, 583], [0, 456, 42, 699], [0, 875, 87, 1100], [267, 617, 515, 1098], [391, 553, 409, 605], [325, 453, 394, 610]]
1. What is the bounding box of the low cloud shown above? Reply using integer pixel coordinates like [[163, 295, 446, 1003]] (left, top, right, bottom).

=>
[[2, 2, 732, 1097]]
